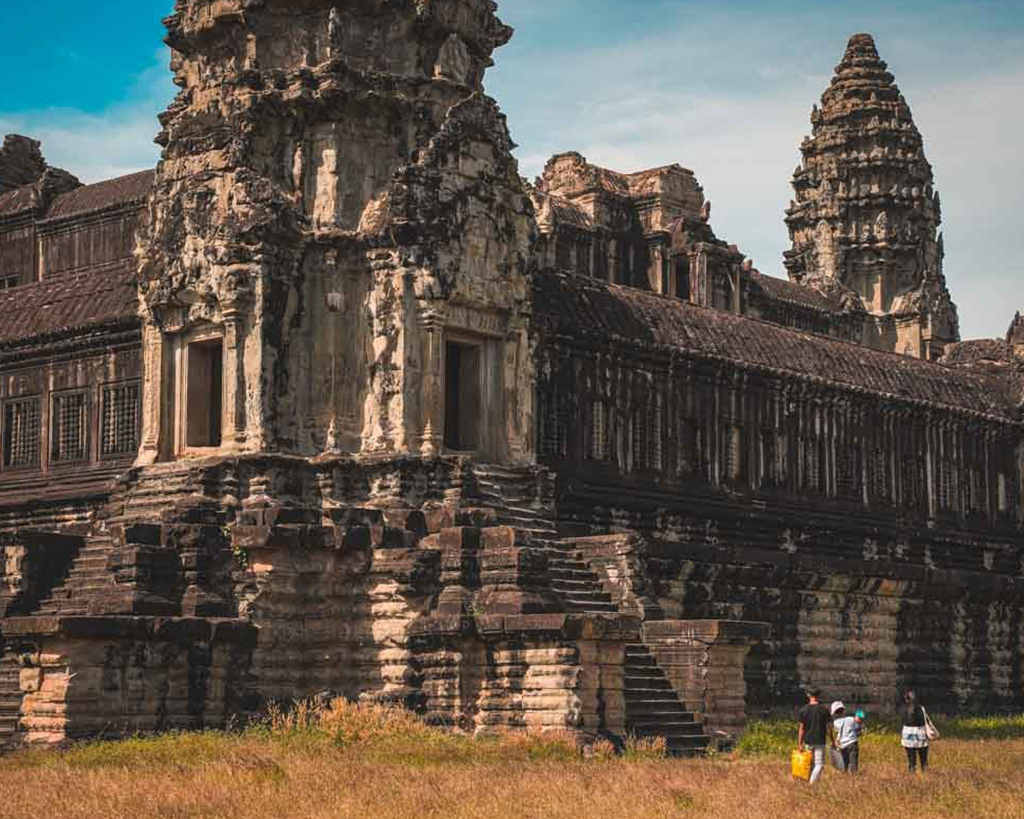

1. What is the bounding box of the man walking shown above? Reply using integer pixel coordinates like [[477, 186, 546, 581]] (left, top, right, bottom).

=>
[[798, 688, 836, 784]]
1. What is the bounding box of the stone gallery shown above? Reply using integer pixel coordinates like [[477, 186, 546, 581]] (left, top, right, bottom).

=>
[[1, 2, 1022, 754]]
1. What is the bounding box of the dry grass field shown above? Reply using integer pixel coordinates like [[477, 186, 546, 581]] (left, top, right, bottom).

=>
[[1, 702, 1022, 819]]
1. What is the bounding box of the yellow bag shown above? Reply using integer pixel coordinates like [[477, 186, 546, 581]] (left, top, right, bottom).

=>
[[791, 748, 813, 781]]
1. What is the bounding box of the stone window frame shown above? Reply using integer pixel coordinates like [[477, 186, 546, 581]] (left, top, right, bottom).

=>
[[721, 422, 745, 483], [588, 399, 611, 463], [935, 429, 959, 514], [869, 445, 892, 506], [677, 416, 701, 478], [538, 385, 569, 460], [2, 395, 42, 471], [836, 436, 863, 501], [631, 391, 662, 473], [757, 426, 777, 488], [800, 408, 824, 494], [50, 388, 90, 465], [99, 379, 141, 460]]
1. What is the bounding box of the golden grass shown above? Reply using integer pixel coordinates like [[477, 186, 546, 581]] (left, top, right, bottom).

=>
[[1, 702, 1022, 819]]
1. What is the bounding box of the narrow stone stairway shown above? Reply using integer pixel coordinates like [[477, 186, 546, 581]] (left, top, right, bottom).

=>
[[543, 542, 618, 614], [117, 462, 196, 522], [624, 643, 709, 756], [36, 534, 116, 616], [470, 464, 558, 538], [0, 654, 21, 752]]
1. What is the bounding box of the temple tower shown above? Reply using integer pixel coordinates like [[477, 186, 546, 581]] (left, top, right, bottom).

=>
[[784, 33, 959, 359], [134, 0, 536, 464]]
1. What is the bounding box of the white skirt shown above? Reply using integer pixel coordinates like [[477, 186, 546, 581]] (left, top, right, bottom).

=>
[[901, 726, 928, 748]]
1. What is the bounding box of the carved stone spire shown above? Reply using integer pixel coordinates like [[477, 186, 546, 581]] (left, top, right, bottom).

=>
[[784, 33, 959, 358]]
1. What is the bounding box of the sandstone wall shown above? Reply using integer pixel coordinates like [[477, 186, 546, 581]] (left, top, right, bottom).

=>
[[3, 616, 254, 745]]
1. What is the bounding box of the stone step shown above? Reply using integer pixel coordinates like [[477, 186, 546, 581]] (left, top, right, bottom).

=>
[[547, 568, 593, 581], [625, 695, 687, 708], [546, 574, 597, 586], [33, 531, 121, 616], [0, 662, 22, 749], [625, 705, 697, 720], [664, 737, 711, 755], [561, 600, 618, 613], [624, 676, 673, 691], [626, 720, 708, 733], [623, 643, 711, 755]]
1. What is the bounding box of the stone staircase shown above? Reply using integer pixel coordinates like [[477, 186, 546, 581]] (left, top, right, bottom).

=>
[[624, 643, 709, 756], [0, 655, 20, 752], [470, 464, 557, 539], [115, 461, 197, 523], [543, 542, 618, 614], [36, 534, 116, 616]]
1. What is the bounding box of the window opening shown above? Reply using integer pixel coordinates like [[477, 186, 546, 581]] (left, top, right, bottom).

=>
[[3, 397, 41, 468], [724, 423, 744, 481], [52, 392, 87, 463], [101, 382, 140, 457], [590, 401, 610, 461], [674, 257, 690, 300]]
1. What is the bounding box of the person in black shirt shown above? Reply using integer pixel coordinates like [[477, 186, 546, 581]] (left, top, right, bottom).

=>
[[900, 689, 930, 772], [797, 688, 836, 783]]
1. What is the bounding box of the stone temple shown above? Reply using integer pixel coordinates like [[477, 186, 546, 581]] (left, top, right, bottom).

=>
[[1, 4, 1022, 753]]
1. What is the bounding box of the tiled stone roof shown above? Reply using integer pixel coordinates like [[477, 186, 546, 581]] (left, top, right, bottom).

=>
[[535, 271, 1017, 420], [0, 266, 139, 348], [45, 170, 154, 220], [0, 185, 36, 218], [747, 270, 838, 312]]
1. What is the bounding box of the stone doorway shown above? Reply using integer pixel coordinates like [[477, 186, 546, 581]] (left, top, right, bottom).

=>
[[185, 338, 223, 449], [444, 340, 482, 452]]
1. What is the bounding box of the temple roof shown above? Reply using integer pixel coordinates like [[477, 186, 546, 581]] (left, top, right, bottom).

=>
[[0, 169, 153, 222], [45, 169, 154, 220], [747, 270, 838, 312], [0, 266, 139, 349], [0, 185, 36, 218], [532, 190, 594, 230], [535, 271, 1017, 420]]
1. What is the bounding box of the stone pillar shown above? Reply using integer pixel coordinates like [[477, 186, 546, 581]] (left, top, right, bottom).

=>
[[418, 307, 446, 458], [642, 619, 769, 738], [137, 322, 165, 466], [221, 310, 247, 448]]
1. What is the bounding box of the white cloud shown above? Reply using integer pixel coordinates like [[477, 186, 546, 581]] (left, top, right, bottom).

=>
[[491, 13, 1024, 341], [0, 51, 172, 183], [4, 15, 1019, 341]]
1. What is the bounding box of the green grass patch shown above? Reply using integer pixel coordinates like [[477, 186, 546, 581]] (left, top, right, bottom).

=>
[[3, 730, 242, 771], [736, 712, 1024, 758]]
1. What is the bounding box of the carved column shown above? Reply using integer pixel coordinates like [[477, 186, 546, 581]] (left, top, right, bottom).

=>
[[418, 306, 446, 458], [136, 322, 164, 466], [221, 308, 247, 448]]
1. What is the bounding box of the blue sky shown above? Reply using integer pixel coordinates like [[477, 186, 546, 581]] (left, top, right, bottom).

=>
[[1, 0, 1022, 341]]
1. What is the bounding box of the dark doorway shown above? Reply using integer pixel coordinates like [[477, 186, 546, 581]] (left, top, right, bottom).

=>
[[675, 257, 691, 300], [444, 341, 482, 451], [186, 338, 223, 448]]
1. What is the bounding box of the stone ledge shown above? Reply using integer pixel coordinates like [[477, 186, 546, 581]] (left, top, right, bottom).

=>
[[643, 619, 770, 646], [2, 615, 257, 646], [410, 612, 641, 641]]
